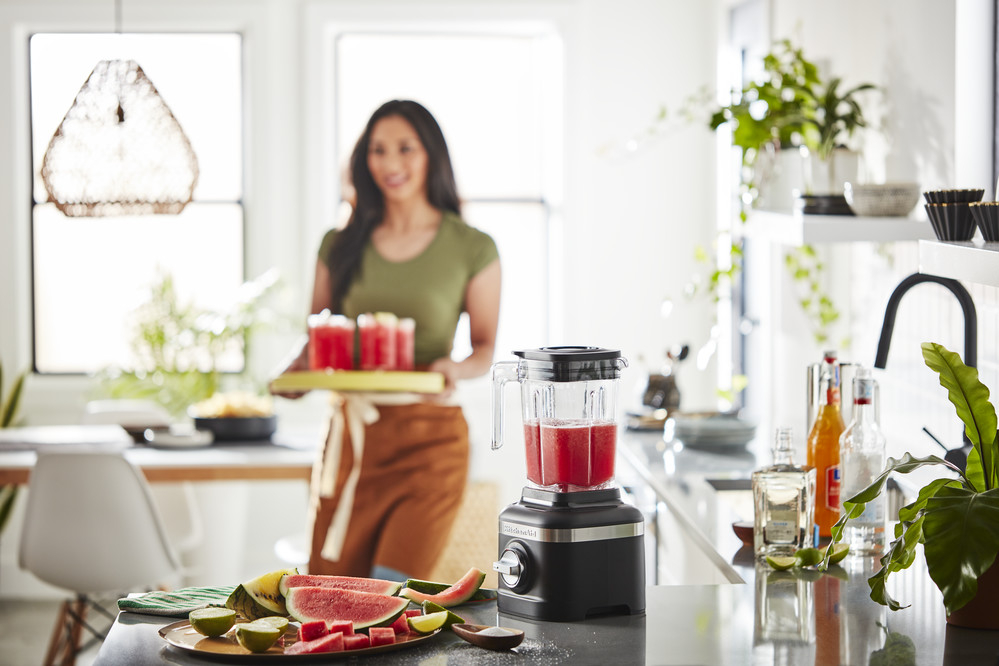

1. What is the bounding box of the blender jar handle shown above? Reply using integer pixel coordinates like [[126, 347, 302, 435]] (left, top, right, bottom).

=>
[[491, 361, 519, 450]]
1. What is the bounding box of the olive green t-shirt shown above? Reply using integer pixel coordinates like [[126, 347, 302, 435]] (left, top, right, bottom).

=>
[[318, 212, 499, 366]]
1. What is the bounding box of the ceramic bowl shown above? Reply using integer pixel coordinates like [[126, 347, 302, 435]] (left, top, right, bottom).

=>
[[844, 182, 920, 217], [923, 188, 985, 204], [192, 415, 277, 441], [970, 202, 999, 242], [925, 203, 976, 241]]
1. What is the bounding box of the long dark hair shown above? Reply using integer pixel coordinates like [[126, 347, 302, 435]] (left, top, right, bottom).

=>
[[328, 100, 461, 312]]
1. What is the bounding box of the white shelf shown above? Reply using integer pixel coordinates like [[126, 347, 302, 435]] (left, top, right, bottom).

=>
[[739, 209, 936, 246], [918, 239, 999, 287]]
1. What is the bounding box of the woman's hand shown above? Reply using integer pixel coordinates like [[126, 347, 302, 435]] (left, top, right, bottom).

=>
[[270, 338, 310, 399], [427, 357, 461, 399]]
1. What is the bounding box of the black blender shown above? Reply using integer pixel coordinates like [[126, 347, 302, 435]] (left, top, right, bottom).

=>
[[490, 347, 645, 621]]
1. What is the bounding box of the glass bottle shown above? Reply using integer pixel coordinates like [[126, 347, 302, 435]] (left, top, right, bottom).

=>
[[753, 427, 817, 558], [807, 357, 844, 538], [839, 367, 887, 554]]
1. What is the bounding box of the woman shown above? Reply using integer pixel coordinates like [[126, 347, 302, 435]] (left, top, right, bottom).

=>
[[276, 100, 501, 581]]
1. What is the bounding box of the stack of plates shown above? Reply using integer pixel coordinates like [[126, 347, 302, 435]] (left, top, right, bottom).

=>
[[669, 412, 756, 449]]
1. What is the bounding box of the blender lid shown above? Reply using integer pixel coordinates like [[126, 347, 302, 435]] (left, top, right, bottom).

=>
[[513, 346, 627, 381]]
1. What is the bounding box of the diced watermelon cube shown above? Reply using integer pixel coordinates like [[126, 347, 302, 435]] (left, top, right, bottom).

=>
[[404, 609, 423, 618], [328, 620, 354, 636], [298, 620, 328, 642], [368, 626, 395, 647], [390, 614, 411, 635], [285, 631, 344, 655], [343, 633, 370, 650]]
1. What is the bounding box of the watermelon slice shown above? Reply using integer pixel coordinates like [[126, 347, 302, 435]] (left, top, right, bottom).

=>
[[285, 631, 344, 655], [368, 627, 395, 647], [285, 587, 408, 631], [403, 576, 496, 602], [343, 634, 370, 650], [298, 620, 328, 643], [279, 574, 402, 598], [398, 567, 487, 607]]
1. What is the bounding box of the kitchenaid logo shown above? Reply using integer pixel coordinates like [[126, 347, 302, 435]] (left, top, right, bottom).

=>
[[501, 523, 540, 539]]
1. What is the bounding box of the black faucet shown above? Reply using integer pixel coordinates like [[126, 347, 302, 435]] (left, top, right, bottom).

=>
[[874, 272, 977, 469]]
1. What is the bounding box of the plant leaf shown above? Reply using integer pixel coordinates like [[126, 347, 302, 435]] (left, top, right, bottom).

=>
[[867, 515, 925, 610], [0, 369, 27, 429], [921, 486, 999, 615], [921, 342, 997, 490], [0, 486, 18, 534], [895, 477, 961, 537]]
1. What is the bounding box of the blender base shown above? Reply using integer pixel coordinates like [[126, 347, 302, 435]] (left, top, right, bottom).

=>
[[494, 486, 646, 622]]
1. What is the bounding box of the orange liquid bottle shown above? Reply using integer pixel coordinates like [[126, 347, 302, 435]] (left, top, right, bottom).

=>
[[807, 358, 844, 538]]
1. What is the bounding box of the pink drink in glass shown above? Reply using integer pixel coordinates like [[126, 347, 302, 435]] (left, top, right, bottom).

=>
[[308, 314, 355, 370], [396, 318, 415, 371], [358, 313, 397, 370], [531, 419, 617, 490], [523, 420, 542, 485]]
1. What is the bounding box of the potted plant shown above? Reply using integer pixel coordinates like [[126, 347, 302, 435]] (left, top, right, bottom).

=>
[[93, 269, 283, 418], [825, 342, 999, 628]]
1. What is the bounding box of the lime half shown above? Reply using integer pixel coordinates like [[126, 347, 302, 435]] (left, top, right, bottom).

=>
[[235, 620, 283, 653], [189, 608, 236, 637], [408, 610, 448, 634], [827, 543, 850, 564], [765, 555, 798, 571], [794, 547, 823, 567], [421, 601, 465, 628]]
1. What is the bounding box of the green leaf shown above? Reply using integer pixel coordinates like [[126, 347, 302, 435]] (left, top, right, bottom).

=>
[[896, 477, 961, 536], [867, 516, 925, 610], [921, 342, 997, 490], [921, 486, 999, 615], [0, 486, 18, 535], [0, 369, 27, 429]]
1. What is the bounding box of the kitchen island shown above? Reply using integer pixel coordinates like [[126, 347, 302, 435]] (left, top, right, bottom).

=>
[[94, 429, 999, 665]]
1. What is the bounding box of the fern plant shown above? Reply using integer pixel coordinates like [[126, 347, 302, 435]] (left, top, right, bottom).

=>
[[0, 361, 28, 534]]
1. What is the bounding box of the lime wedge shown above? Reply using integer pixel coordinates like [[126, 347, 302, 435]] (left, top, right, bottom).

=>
[[189, 607, 236, 637], [765, 555, 798, 571], [235, 620, 283, 653], [421, 600, 465, 628], [794, 547, 823, 567], [254, 616, 289, 633], [408, 610, 448, 634], [828, 543, 850, 564]]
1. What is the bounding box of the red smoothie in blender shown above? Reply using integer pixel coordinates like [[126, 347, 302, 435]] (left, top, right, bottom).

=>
[[525, 419, 616, 489]]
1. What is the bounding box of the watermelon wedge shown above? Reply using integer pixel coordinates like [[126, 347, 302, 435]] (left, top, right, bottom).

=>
[[398, 567, 487, 607], [402, 575, 496, 601], [285, 587, 408, 631], [279, 574, 402, 598]]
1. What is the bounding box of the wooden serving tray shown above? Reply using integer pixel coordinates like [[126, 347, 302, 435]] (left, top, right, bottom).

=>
[[269, 371, 445, 394]]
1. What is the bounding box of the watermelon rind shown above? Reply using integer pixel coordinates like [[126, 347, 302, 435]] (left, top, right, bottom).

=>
[[225, 567, 298, 619], [402, 576, 496, 601], [279, 574, 402, 599], [285, 586, 409, 631], [398, 568, 487, 607]]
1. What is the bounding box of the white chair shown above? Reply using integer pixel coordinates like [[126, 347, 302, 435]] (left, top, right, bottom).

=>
[[19, 450, 181, 666]]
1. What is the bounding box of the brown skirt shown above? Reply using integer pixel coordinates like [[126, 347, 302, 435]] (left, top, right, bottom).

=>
[[308, 402, 469, 579]]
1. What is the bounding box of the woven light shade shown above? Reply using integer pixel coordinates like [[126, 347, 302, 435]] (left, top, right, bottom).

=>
[[40, 59, 199, 217]]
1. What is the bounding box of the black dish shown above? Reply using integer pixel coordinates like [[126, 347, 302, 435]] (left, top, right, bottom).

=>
[[970, 202, 999, 242], [923, 188, 985, 204], [193, 415, 277, 442], [925, 203, 975, 241]]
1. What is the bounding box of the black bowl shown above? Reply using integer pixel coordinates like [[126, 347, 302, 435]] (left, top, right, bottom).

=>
[[925, 203, 975, 241], [970, 202, 999, 242], [192, 415, 277, 442], [923, 188, 985, 204]]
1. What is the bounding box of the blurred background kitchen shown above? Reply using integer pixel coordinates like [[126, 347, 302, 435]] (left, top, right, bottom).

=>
[[0, 0, 996, 605]]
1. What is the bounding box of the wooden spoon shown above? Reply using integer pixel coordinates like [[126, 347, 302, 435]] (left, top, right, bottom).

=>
[[452, 623, 525, 651]]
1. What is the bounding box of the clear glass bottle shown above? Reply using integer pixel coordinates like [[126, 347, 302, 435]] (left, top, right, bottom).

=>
[[839, 367, 887, 554], [753, 427, 817, 559]]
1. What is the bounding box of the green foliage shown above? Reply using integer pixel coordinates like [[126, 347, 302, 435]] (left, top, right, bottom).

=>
[[783, 245, 847, 347], [94, 270, 282, 418], [0, 360, 28, 534], [823, 343, 999, 616]]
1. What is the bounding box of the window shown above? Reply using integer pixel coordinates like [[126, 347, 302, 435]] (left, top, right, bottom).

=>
[[29, 33, 243, 374], [331, 30, 562, 357]]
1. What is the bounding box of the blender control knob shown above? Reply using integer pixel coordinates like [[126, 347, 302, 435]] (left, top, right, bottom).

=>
[[493, 548, 525, 587]]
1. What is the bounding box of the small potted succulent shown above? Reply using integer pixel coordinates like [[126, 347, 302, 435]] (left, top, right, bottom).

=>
[[825, 342, 999, 629]]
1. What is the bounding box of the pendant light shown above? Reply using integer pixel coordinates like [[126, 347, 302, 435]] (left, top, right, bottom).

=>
[[39, 1, 198, 217]]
